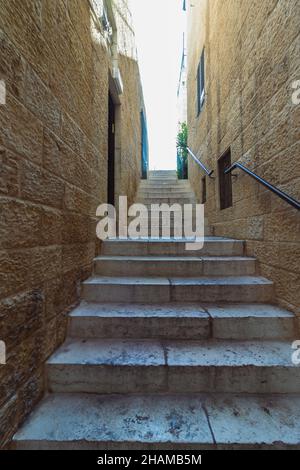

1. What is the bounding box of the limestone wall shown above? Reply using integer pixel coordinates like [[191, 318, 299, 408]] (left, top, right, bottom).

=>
[[187, 0, 300, 313], [0, 0, 144, 446]]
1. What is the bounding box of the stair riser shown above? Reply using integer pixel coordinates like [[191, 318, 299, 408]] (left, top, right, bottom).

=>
[[118, 231, 213, 238], [137, 198, 196, 204], [138, 190, 194, 196], [69, 316, 296, 340], [69, 317, 210, 340], [47, 365, 300, 394], [148, 169, 177, 174], [101, 242, 244, 257], [146, 179, 179, 184], [139, 183, 191, 190], [212, 317, 297, 340], [94, 259, 256, 277], [82, 284, 273, 303], [119, 232, 211, 239], [134, 205, 195, 210], [12, 441, 218, 450]]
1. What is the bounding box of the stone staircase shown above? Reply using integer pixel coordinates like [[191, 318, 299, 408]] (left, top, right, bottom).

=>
[[131, 170, 203, 238], [13, 171, 300, 449]]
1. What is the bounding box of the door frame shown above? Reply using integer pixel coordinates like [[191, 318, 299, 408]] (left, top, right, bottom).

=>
[[107, 73, 121, 208]]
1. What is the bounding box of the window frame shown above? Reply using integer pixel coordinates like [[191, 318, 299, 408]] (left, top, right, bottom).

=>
[[197, 48, 205, 116]]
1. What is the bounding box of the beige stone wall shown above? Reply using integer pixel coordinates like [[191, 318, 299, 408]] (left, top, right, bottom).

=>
[[0, 0, 144, 446], [187, 0, 300, 314]]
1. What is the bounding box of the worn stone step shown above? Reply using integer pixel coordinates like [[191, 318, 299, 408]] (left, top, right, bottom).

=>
[[94, 256, 256, 277], [133, 203, 195, 210], [139, 178, 191, 188], [137, 198, 196, 205], [148, 174, 178, 178], [69, 302, 297, 340], [81, 276, 273, 303], [119, 228, 212, 239], [149, 170, 177, 176], [101, 238, 245, 257], [137, 195, 195, 201], [13, 393, 300, 449], [139, 186, 192, 192], [46, 339, 299, 394], [138, 189, 194, 196], [146, 178, 179, 184], [69, 302, 210, 340]]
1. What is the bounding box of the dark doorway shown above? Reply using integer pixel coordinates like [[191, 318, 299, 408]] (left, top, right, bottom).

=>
[[218, 148, 233, 210], [107, 93, 115, 206], [201, 176, 207, 204]]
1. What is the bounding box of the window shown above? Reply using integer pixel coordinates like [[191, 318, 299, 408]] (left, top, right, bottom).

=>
[[201, 176, 207, 204], [218, 149, 233, 210], [197, 49, 205, 115]]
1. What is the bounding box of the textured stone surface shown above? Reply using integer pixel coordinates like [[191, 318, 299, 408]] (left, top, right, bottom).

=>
[[9, 224, 300, 447], [102, 238, 245, 257], [13, 393, 214, 449], [204, 394, 300, 448], [13, 392, 300, 449], [94, 255, 256, 277], [0, 0, 145, 447], [186, 0, 300, 313], [69, 301, 297, 341], [46, 338, 300, 394], [205, 303, 297, 340], [81, 275, 273, 303], [69, 302, 210, 340]]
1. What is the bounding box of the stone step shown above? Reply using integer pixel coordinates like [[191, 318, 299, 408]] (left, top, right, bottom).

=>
[[127, 209, 193, 218], [69, 302, 297, 340], [81, 276, 273, 303], [138, 189, 194, 196], [139, 185, 191, 191], [149, 170, 177, 176], [101, 238, 245, 257], [137, 198, 196, 205], [137, 191, 195, 197], [119, 230, 207, 239], [119, 229, 212, 239], [94, 256, 256, 277], [140, 181, 190, 188], [146, 178, 179, 184], [13, 392, 300, 449], [46, 339, 299, 394], [148, 173, 178, 178], [141, 177, 190, 183]]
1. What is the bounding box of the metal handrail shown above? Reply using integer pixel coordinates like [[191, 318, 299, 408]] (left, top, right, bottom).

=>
[[225, 162, 300, 211], [186, 147, 214, 178]]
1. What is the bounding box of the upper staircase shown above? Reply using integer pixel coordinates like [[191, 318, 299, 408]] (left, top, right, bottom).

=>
[[13, 171, 300, 450]]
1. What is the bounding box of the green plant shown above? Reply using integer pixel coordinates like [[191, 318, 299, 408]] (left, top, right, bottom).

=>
[[176, 122, 188, 179]]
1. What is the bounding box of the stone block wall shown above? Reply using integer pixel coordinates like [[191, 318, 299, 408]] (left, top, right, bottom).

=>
[[187, 0, 300, 313], [0, 0, 145, 446]]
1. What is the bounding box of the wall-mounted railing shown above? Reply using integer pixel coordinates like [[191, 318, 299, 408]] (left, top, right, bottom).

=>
[[225, 162, 300, 211], [186, 147, 214, 178]]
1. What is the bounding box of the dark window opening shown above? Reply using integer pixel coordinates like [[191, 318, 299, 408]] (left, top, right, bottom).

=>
[[218, 149, 233, 210], [201, 176, 207, 204], [197, 48, 205, 115]]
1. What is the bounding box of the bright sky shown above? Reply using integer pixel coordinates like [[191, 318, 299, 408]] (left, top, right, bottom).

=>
[[130, 0, 185, 170]]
